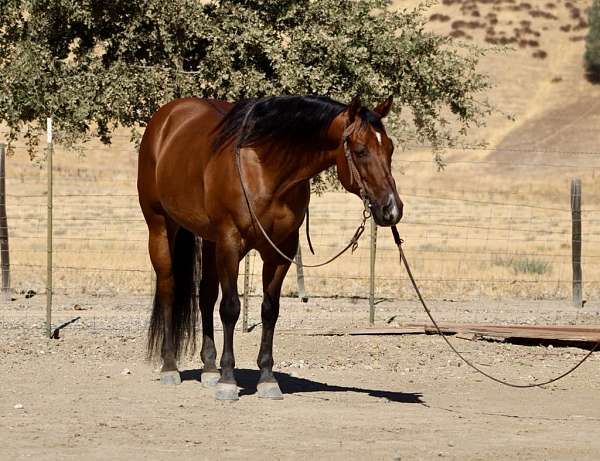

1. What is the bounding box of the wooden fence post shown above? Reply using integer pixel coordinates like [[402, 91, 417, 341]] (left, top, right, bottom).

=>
[[46, 118, 53, 337], [571, 178, 582, 308], [295, 245, 308, 302], [0, 143, 9, 303], [369, 217, 377, 325], [242, 253, 250, 332]]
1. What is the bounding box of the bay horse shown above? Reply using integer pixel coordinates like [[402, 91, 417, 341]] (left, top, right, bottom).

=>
[[137, 95, 402, 400]]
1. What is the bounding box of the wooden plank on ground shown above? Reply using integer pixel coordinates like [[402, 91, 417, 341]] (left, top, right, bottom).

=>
[[405, 322, 600, 333], [402, 322, 600, 343]]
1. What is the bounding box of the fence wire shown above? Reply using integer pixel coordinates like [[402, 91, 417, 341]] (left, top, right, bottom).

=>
[[1, 143, 599, 315]]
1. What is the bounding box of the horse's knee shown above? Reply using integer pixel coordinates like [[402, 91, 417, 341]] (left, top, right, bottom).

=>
[[219, 294, 240, 324], [156, 274, 175, 295], [199, 276, 218, 304], [261, 293, 280, 325]]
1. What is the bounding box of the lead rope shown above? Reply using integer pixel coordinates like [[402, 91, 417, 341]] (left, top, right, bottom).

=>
[[390, 225, 599, 388], [235, 103, 370, 268]]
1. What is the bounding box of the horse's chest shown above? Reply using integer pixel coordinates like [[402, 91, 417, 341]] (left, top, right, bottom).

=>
[[269, 200, 304, 231], [259, 195, 307, 243]]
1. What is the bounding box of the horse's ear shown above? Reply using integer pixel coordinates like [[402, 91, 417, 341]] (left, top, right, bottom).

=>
[[347, 94, 361, 122], [373, 96, 393, 118]]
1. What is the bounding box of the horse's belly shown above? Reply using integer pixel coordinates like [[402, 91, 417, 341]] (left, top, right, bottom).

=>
[[165, 202, 215, 239]]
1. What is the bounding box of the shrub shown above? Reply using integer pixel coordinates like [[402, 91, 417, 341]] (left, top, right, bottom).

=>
[[585, 0, 600, 81], [0, 0, 492, 168], [493, 257, 551, 275]]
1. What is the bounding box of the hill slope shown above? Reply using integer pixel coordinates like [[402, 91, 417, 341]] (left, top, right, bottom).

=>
[[398, 0, 598, 162]]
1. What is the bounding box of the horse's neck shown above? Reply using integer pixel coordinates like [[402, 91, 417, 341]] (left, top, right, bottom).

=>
[[263, 145, 339, 196]]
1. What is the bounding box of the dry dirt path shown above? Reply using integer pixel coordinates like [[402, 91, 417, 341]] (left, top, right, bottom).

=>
[[1, 297, 600, 460]]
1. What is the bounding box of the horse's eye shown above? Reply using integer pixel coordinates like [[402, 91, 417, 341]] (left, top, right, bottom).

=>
[[354, 147, 368, 158]]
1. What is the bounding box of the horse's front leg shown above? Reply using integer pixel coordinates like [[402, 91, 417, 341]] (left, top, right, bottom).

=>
[[256, 231, 297, 400], [215, 232, 243, 401]]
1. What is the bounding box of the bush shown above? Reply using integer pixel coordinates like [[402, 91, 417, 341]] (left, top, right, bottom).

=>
[[0, 0, 492, 168], [585, 0, 600, 81], [493, 256, 551, 275]]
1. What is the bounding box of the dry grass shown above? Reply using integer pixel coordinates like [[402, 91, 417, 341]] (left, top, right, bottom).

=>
[[2, 0, 600, 305], [4, 143, 600, 303]]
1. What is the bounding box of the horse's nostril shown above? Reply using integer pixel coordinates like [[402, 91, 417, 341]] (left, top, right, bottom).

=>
[[379, 195, 395, 221], [383, 196, 395, 215], [377, 194, 402, 225], [386, 198, 393, 210]]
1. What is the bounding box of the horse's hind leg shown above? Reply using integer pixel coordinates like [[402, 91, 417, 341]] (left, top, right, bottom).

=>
[[199, 240, 220, 387], [256, 232, 297, 400], [146, 214, 200, 386], [147, 215, 181, 384]]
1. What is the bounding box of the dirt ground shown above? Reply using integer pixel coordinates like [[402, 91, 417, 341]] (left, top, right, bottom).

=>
[[1, 295, 599, 460]]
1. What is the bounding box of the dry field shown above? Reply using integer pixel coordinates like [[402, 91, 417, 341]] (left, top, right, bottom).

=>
[[2, 0, 600, 305]]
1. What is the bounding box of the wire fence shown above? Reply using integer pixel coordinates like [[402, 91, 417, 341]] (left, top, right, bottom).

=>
[[2, 136, 600, 331]]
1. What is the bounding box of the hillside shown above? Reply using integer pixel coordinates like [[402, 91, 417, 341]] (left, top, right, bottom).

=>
[[396, 0, 598, 166]]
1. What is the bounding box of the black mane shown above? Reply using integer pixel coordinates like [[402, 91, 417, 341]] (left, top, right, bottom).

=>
[[212, 95, 383, 152]]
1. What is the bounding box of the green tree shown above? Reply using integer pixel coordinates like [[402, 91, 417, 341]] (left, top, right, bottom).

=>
[[585, 0, 600, 81], [0, 0, 491, 164]]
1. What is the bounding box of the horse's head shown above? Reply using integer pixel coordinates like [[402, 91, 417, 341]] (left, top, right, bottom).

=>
[[334, 95, 403, 227]]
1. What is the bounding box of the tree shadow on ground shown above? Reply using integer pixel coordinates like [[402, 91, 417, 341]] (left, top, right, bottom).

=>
[[180, 368, 424, 404]]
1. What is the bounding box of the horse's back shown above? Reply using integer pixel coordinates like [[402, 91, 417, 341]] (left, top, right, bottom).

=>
[[138, 97, 232, 234], [139, 97, 229, 168]]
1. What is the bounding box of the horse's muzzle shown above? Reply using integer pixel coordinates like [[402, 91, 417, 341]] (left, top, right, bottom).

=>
[[372, 193, 402, 227]]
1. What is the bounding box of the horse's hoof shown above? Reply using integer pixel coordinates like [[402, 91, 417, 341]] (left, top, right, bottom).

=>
[[215, 382, 239, 401], [257, 382, 283, 400], [201, 371, 221, 388], [160, 370, 181, 385]]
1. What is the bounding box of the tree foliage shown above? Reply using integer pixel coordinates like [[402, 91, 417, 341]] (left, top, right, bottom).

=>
[[0, 0, 491, 166], [585, 0, 600, 82]]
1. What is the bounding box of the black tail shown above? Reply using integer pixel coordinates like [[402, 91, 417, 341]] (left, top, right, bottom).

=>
[[147, 229, 201, 361]]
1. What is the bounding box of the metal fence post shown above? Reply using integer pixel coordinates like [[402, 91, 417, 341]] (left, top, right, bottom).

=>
[[369, 217, 377, 325], [571, 178, 582, 307], [242, 253, 250, 332], [0, 143, 9, 303], [46, 118, 53, 337]]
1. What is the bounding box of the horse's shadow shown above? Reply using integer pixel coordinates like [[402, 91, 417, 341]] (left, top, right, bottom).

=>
[[180, 368, 424, 404]]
